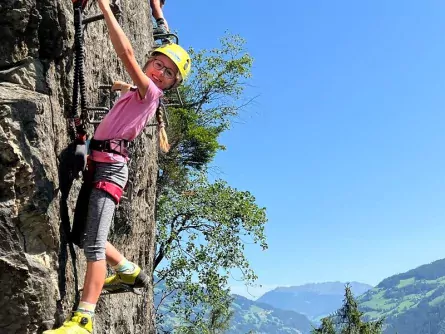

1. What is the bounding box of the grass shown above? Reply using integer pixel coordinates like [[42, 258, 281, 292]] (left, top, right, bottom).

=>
[[362, 275, 445, 320], [425, 276, 445, 284], [425, 289, 436, 297], [360, 289, 397, 311], [397, 277, 415, 288], [365, 311, 385, 320], [429, 295, 445, 307], [395, 299, 416, 313]]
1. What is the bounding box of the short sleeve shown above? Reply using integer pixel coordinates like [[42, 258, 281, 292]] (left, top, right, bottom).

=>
[[140, 78, 163, 104]]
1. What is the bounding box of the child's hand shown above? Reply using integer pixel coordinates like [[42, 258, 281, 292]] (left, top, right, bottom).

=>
[[112, 81, 132, 94], [111, 81, 124, 91]]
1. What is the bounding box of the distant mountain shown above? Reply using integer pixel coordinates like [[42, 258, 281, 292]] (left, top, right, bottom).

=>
[[228, 294, 313, 334], [155, 282, 313, 333], [257, 281, 372, 321], [358, 258, 445, 334]]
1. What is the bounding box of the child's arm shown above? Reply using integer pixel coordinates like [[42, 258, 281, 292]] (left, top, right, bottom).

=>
[[99, 0, 150, 98]]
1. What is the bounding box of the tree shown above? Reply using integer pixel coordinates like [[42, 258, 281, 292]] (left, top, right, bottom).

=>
[[157, 33, 254, 195], [154, 33, 266, 331], [155, 174, 267, 331], [207, 297, 234, 334], [312, 284, 384, 334], [439, 319, 445, 334], [162, 286, 234, 334], [312, 318, 336, 334]]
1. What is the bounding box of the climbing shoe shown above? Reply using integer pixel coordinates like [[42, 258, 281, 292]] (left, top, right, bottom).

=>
[[43, 311, 93, 334], [153, 18, 172, 44], [154, 18, 169, 34], [153, 23, 168, 35], [103, 264, 149, 293]]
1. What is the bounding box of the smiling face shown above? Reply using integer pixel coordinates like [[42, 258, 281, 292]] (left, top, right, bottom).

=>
[[145, 53, 179, 90]]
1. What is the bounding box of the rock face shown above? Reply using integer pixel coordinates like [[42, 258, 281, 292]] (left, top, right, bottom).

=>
[[0, 0, 158, 333]]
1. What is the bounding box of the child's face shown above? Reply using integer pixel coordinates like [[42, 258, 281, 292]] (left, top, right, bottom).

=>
[[145, 54, 179, 90]]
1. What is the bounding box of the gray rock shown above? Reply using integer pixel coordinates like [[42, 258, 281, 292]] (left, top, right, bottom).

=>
[[0, 0, 158, 333], [0, 58, 46, 92]]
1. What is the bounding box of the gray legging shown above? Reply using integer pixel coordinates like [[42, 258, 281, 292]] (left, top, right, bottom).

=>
[[83, 161, 128, 261]]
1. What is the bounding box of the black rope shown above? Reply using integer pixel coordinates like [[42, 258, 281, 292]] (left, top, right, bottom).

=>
[[72, 2, 87, 138], [55, 0, 89, 314]]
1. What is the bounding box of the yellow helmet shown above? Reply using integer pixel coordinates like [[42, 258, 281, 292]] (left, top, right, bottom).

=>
[[153, 43, 191, 84]]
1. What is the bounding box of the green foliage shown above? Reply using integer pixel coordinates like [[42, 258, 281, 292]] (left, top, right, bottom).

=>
[[207, 298, 234, 334], [155, 174, 267, 331], [158, 33, 254, 193], [172, 293, 234, 334], [312, 284, 384, 334], [156, 290, 313, 334], [154, 32, 264, 332], [312, 318, 336, 334], [184, 33, 253, 125]]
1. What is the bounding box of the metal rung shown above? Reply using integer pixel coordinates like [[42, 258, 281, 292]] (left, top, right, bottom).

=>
[[83, 1, 122, 25], [97, 84, 115, 110], [83, 13, 105, 25], [86, 106, 109, 124], [86, 118, 103, 124], [163, 88, 184, 108], [153, 32, 179, 45], [86, 107, 108, 113]]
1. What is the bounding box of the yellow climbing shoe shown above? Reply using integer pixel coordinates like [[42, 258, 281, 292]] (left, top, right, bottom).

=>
[[103, 264, 149, 292], [43, 311, 93, 333]]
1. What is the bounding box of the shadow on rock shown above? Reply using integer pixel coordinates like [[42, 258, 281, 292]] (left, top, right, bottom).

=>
[[56, 142, 82, 319]]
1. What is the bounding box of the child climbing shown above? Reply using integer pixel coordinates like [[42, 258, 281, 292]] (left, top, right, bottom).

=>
[[150, 0, 169, 34], [43, 0, 191, 332]]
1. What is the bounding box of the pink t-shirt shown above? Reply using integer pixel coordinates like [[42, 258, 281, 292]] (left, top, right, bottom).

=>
[[90, 79, 163, 163]]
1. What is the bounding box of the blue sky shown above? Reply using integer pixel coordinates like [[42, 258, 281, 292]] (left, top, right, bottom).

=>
[[165, 1, 445, 299]]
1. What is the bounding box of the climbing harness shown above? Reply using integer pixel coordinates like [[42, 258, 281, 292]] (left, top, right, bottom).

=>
[[71, 157, 126, 246], [89, 138, 130, 158], [83, 159, 125, 205]]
